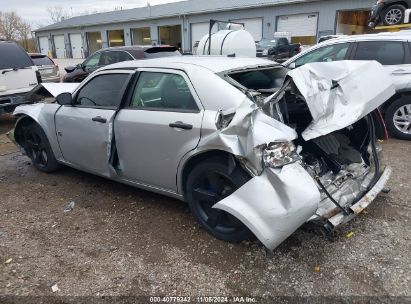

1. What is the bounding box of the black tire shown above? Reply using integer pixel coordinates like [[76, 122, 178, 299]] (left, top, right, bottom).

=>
[[382, 4, 406, 26], [186, 156, 253, 242], [385, 97, 411, 140], [22, 123, 61, 172]]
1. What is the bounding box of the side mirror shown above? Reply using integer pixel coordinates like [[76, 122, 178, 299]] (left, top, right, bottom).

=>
[[56, 92, 73, 106], [75, 63, 85, 70], [288, 62, 296, 69], [64, 66, 76, 73]]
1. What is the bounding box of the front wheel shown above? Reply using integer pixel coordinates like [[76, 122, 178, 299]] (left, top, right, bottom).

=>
[[385, 98, 411, 140], [382, 4, 406, 26], [185, 157, 253, 242], [22, 123, 61, 172]]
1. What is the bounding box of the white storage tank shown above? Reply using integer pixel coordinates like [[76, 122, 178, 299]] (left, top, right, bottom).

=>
[[196, 29, 256, 57]]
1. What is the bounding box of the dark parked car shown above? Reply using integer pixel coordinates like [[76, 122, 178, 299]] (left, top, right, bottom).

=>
[[29, 53, 60, 83], [63, 45, 181, 82], [256, 38, 301, 61], [369, 0, 411, 27]]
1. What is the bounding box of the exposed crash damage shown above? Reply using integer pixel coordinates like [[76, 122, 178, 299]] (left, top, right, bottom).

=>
[[10, 57, 395, 252], [211, 61, 395, 250]]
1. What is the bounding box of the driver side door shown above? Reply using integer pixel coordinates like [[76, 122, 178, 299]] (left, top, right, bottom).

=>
[[55, 71, 132, 176]]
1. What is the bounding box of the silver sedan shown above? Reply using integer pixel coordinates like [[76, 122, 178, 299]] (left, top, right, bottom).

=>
[[11, 57, 394, 251]]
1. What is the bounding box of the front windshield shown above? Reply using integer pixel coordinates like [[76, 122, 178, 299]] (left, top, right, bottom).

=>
[[256, 39, 277, 48]]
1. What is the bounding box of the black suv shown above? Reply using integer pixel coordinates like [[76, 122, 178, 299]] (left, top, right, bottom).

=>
[[369, 0, 411, 27], [63, 46, 181, 83]]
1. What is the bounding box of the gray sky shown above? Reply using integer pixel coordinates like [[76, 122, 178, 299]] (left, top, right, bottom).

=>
[[1, 0, 184, 26]]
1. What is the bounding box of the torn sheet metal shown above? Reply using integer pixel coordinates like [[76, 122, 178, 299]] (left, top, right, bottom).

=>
[[214, 162, 321, 250], [287, 61, 396, 141], [29, 83, 80, 98], [40, 83, 79, 97], [200, 98, 297, 173]]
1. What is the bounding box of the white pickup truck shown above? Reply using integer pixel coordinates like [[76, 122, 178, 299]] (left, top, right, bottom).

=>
[[0, 41, 41, 115], [284, 31, 411, 140]]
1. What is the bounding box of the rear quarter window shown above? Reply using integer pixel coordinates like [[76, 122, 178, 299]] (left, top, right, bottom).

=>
[[354, 41, 405, 65], [0, 42, 33, 69]]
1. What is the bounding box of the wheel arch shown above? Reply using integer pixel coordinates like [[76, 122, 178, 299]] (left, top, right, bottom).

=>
[[384, 1, 409, 9], [380, 91, 411, 114], [179, 149, 249, 200], [14, 115, 38, 148]]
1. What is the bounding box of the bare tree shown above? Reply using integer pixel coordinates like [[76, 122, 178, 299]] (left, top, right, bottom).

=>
[[16, 19, 32, 50], [0, 11, 21, 40], [47, 6, 72, 24], [0, 11, 35, 51]]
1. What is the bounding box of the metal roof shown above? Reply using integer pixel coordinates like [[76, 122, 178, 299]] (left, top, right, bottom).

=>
[[35, 0, 316, 32]]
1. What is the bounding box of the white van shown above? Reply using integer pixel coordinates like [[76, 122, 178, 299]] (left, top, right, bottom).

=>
[[0, 41, 41, 115]]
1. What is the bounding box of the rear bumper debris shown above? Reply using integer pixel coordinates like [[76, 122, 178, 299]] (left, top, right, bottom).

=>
[[327, 166, 392, 228]]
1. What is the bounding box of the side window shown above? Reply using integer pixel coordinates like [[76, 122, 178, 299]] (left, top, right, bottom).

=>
[[294, 43, 350, 67], [99, 51, 116, 66], [278, 38, 287, 46], [83, 52, 101, 68], [117, 51, 133, 62], [130, 72, 198, 111], [75, 74, 129, 108], [354, 41, 405, 65], [0, 42, 33, 69]]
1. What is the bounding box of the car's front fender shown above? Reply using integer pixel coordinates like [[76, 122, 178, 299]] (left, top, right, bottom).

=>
[[13, 103, 63, 160]]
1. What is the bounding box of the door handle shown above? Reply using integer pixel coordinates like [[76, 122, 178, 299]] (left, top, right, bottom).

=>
[[169, 121, 193, 130], [392, 69, 411, 75], [92, 116, 107, 123]]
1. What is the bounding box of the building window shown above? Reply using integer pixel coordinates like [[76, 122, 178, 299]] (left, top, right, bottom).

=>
[[108, 30, 125, 47]]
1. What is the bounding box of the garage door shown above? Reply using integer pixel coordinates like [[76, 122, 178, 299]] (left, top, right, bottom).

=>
[[38, 37, 49, 55], [53, 35, 65, 59], [232, 18, 263, 42], [70, 33, 83, 58], [277, 13, 318, 44]]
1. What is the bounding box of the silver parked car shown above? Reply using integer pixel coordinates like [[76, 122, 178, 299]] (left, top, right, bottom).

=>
[[10, 57, 394, 251], [29, 53, 60, 83]]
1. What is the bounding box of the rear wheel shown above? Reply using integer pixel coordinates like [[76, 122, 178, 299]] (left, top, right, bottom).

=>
[[385, 98, 411, 140], [186, 157, 253, 242], [382, 4, 406, 25], [22, 123, 61, 172]]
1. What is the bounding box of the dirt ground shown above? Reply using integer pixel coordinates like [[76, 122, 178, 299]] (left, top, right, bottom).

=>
[[0, 114, 410, 301]]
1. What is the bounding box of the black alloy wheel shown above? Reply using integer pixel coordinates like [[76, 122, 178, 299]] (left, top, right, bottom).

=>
[[23, 123, 60, 172], [186, 157, 253, 242]]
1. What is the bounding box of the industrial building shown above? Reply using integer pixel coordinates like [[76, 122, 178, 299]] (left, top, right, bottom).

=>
[[34, 0, 376, 58]]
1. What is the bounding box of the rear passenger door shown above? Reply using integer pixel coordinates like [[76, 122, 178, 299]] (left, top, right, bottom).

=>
[[351, 40, 411, 89], [114, 69, 204, 192]]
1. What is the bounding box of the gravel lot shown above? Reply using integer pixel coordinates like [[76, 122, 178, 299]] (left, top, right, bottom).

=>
[[0, 114, 410, 301]]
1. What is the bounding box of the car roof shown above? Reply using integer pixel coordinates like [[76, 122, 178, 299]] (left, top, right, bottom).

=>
[[29, 53, 47, 57], [321, 30, 411, 44], [102, 56, 277, 73], [284, 30, 411, 65], [99, 45, 175, 52]]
